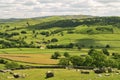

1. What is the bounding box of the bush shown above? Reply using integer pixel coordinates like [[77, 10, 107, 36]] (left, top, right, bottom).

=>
[[51, 38, 58, 42], [70, 56, 85, 66], [112, 53, 120, 59], [21, 31, 27, 34], [64, 52, 70, 57], [51, 52, 61, 59], [59, 58, 69, 66], [5, 61, 20, 69], [102, 48, 110, 56], [0, 59, 7, 64], [105, 44, 110, 48], [11, 32, 19, 36]]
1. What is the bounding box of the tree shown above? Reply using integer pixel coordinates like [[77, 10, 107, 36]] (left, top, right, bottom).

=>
[[67, 43, 74, 48], [77, 46, 82, 51], [70, 56, 85, 66], [21, 31, 27, 34], [51, 52, 61, 59], [51, 38, 58, 42], [83, 55, 93, 66], [105, 44, 110, 48], [102, 48, 110, 56], [88, 48, 97, 55], [59, 58, 69, 66], [112, 53, 120, 59], [5, 61, 20, 69], [64, 52, 70, 57], [26, 22, 30, 27], [32, 30, 35, 34], [105, 59, 118, 68], [0, 59, 7, 64], [89, 50, 107, 67]]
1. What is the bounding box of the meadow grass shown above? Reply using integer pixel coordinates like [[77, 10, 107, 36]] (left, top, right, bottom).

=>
[[0, 69, 119, 80]]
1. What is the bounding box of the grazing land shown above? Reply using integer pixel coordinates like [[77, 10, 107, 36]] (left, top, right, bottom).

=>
[[0, 15, 120, 80], [0, 69, 120, 80]]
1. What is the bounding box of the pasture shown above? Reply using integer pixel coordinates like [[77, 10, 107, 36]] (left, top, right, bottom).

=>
[[0, 54, 58, 65], [0, 48, 119, 65], [0, 69, 120, 80], [0, 16, 120, 80]]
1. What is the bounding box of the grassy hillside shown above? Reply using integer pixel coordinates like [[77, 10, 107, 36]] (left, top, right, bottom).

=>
[[0, 15, 120, 50]]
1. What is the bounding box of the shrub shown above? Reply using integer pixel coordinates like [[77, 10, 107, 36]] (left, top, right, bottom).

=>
[[102, 48, 110, 56], [51, 52, 61, 59], [11, 32, 19, 36], [64, 52, 70, 57], [0, 59, 7, 64], [105, 44, 110, 48], [59, 58, 70, 66], [70, 56, 85, 66], [51, 38, 58, 42], [5, 61, 20, 69], [21, 31, 27, 34]]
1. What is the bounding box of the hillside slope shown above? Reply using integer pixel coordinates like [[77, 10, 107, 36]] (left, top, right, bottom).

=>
[[0, 15, 120, 49]]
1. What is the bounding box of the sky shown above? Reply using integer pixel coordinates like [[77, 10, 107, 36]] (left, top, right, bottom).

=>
[[0, 0, 120, 18]]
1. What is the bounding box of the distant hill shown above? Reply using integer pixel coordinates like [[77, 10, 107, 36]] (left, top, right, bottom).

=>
[[0, 18, 23, 23], [0, 14, 93, 23], [0, 15, 120, 49]]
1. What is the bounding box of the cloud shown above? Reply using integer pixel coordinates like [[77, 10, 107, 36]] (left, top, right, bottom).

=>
[[0, 0, 120, 18], [97, 0, 120, 3]]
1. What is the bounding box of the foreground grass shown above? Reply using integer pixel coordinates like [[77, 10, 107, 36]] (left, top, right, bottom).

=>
[[0, 69, 120, 80]]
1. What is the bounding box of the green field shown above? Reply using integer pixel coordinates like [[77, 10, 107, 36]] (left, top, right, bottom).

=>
[[0, 69, 120, 80], [0, 15, 120, 80]]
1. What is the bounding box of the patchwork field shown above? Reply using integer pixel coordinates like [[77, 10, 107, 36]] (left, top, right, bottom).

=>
[[0, 54, 58, 65]]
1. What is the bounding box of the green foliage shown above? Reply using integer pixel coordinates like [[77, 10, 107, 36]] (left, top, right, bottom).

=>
[[0, 59, 7, 64], [63, 52, 70, 57], [51, 38, 58, 42], [88, 48, 97, 55], [51, 52, 61, 59], [59, 58, 70, 66], [5, 61, 20, 69], [40, 31, 50, 37], [67, 43, 74, 48], [105, 59, 118, 68], [83, 55, 93, 66], [112, 53, 120, 59], [21, 31, 27, 34], [70, 56, 85, 66], [77, 46, 82, 51], [105, 44, 110, 48], [89, 50, 107, 67], [102, 48, 110, 56]]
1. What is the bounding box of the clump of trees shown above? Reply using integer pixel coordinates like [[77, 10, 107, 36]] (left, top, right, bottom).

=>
[[0, 58, 24, 69], [51, 52, 61, 59], [59, 48, 120, 69], [46, 43, 74, 49]]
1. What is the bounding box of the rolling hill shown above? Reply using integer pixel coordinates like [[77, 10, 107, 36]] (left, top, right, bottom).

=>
[[0, 15, 120, 49]]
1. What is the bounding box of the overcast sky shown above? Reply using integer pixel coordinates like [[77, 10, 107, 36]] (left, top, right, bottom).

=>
[[0, 0, 120, 18]]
